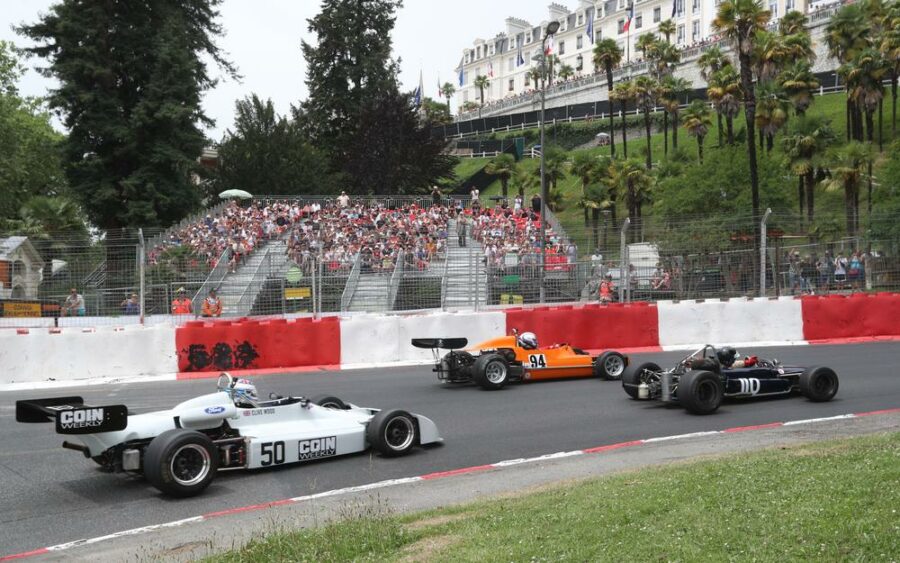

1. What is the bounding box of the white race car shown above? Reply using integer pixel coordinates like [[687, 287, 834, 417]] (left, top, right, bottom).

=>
[[15, 373, 442, 497]]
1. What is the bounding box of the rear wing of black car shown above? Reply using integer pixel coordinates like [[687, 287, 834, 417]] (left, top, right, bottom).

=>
[[411, 338, 468, 350], [16, 397, 128, 435]]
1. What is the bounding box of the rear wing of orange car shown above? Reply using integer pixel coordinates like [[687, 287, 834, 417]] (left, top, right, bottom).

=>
[[411, 338, 468, 350]]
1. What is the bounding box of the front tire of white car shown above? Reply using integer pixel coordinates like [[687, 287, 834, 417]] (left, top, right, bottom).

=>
[[144, 429, 218, 498], [367, 409, 419, 457], [311, 395, 348, 409]]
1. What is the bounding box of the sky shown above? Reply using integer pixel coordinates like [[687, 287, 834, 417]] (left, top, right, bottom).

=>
[[2, 0, 564, 139]]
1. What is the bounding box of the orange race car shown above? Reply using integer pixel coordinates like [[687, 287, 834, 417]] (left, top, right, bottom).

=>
[[411, 329, 629, 390]]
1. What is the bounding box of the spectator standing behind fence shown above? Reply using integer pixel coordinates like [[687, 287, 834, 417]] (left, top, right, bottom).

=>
[[834, 252, 848, 287], [431, 186, 442, 206], [456, 214, 468, 247], [171, 288, 193, 315], [62, 288, 85, 316], [202, 289, 222, 317], [337, 191, 350, 208], [598, 274, 615, 304], [120, 293, 140, 315], [531, 193, 542, 214]]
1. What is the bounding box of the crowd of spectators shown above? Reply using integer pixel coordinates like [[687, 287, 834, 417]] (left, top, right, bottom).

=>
[[785, 248, 871, 295]]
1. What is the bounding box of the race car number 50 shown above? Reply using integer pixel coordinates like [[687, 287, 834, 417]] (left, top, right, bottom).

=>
[[528, 354, 547, 368]]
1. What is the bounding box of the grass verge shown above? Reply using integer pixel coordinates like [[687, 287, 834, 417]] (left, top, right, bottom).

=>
[[208, 432, 900, 562]]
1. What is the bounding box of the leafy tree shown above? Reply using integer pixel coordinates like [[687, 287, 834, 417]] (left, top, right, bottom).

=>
[[660, 76, 690, 153], [422, 97, 452, 124], [845, 48, 887, 148], [779, 10, 808, 36], [18, 0, 235, 230], [485, 153, 516, 198], [778, 61, 820, 116], [708, 65, 742, 145], [535, 146, 568, 201], [880, 3, 900, 136], [611, 80, 635, 158], [825, 4, 869, 141], [753, 31, 791, 85], [822, 141, 873, 236], [698, 46, 732, 147], [557, 64, 575, 82], [636, 34, 659, 61], [651, 42, 681, 80], [215, 94, 338, 197], [632, 76, 658, 170], [510, 166, 537, 198], [593, 39, 623, 158], [755, 81, 791, 152], [682, 100, 712, 163], [658, 19, 677, 44], [782, 116, 836, 223], [570, 152, 600, 226], [440, 82, 456, 113], [714, 0, 771, 248], [606, 157, 653, 240]]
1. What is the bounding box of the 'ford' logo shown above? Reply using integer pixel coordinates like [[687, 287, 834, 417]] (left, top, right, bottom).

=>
[[205, 406, 226, 415]]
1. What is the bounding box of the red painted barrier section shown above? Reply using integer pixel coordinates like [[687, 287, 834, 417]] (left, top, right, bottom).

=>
[[801, 293, 900, 341], [505, 303, 660, 350], [175, 317, 340, 372]]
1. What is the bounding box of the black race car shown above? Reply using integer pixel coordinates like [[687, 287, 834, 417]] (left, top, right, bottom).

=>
[[621, 345, 839, 415]]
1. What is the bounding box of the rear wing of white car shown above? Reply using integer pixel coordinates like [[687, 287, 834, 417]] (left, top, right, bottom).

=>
[[410, 338, 468, 350], [16, 396, 128, 435]]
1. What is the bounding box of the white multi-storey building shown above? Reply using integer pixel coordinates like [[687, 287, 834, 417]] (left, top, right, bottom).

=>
[[455, 0, 808, 113]]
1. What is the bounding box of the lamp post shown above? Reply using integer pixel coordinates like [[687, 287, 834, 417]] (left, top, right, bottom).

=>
[[538, 20, 560, 303]]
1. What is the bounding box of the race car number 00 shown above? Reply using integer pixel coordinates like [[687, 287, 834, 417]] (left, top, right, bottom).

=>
[[528, 354, 547, 368]]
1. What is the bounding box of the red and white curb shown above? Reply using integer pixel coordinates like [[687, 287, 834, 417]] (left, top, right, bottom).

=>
[[3, 407, 898, 561]]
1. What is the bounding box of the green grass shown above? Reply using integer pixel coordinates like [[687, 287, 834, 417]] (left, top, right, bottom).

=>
[[209, 432, 900, 562]]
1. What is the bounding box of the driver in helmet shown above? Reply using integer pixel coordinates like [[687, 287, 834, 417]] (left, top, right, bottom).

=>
[[716, 346, 757, 369], [518, 331, 538, 350], [232, 378, 259, 407]]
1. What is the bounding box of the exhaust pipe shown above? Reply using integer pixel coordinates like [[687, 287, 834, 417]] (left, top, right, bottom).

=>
[[62, 441, 91, 458]]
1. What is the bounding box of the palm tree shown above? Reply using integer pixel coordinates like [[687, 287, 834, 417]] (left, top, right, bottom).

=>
[[558, 63, 575, 82], [606, 157, 654, 241], [440, 82, 456, 113], [753, 31, 792, 83], [782, 116, 835, 223], [778, 61, 820, 116], [846, 48, 887, 148], [510, 166, 537, 198], [535, 146, 568, 196], [484, 154, 517, 198], [698, 46, 732, 147], [526, 67, 543, 88], [611, 80, 635, 159], [658, 19, 677, 44], [660, 76, 690, 154], [546, 54, 561, 86], [755, 81, 791, 152], [636, 34, 659, 62], [708, 65, 742, 145], [682, 100, 713, 163], [879, 3, 900, 135], [822, 142, 873, 236], [714, 0, 771, 228], [652, 42, 681, 80], [593, 39, 624, 158], [571, 152, 599, 226], [473, 75, 490, 108], [633, 76, 658, 170], [825, 4, 869, 141], [779, 10, 808, 36]]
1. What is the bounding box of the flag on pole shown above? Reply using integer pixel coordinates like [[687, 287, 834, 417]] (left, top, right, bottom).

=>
[[437, 76, 442, 98], [623, 3, 635, 32], [488, 61, 494, 78], [587, 8, 594, 44], [671, 0, 677, 17], [516, 41, 525, 66], [413, 69, 423, 107], [458, 59, 464, 86]]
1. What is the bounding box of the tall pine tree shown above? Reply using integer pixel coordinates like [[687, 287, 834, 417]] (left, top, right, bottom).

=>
[[18, 0, 236, 230]]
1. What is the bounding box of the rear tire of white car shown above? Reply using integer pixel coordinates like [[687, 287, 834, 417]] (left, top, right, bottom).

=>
[[367, 409, 418, 457], [678, 370, 723, 415], [311, 395, 348, 409], [473, 354, 509, 390], [799, 366, 839, 402], [622, 362, 661, 399], [144, 429, 218, 498], [595, 351, 627, 380]]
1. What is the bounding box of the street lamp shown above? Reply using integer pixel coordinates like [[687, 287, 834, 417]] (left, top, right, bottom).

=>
[[538, 20, 560, 303]]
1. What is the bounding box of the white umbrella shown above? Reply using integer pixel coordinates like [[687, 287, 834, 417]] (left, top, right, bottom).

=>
[[219, 189, 253, 199]]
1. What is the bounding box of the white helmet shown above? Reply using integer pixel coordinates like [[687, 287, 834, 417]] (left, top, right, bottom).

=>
[[233, 378, 258, 405], [518, 331, 538, 350]]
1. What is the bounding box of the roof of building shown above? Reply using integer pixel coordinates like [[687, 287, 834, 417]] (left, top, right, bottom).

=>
[[0, 236, 42, 262]]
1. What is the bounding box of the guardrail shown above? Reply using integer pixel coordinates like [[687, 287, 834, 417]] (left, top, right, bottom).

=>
[[340, 252, 362, 312], [387, 249, 405, 311], [234, 246, 274, 316], [191, 246, 231, 314]]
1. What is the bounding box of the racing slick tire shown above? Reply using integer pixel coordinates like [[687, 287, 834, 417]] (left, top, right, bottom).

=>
[[311, 395, 348, 409], [367, 409, 419, 457], [622, 362, 661, 399], [595, 351, 628, 380], [144, 429, 219, 498], [472, 353, 510, 390], [678, 370, 724, 415], [799, 366, 839, 402]]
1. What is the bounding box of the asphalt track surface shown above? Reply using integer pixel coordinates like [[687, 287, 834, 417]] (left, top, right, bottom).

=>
[[1, 342, 898, 556]]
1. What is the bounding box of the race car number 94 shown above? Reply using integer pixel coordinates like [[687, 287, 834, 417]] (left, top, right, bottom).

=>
[[528, 354, 547, 368]]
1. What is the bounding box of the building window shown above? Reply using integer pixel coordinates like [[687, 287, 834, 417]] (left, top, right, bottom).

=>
[[577, 14, 583, 25], [476, 46, 481, 59], [654, 7, 661, 22], [617, 0, 626, 8], [595, 30, 602, 42], [510, 38, 516, 49], [577, 35, 583, 49], [525, 51, 531, 65], [508, 57, 514, 71], [524, 74, 531, 87], [526, 34, 532, 43], [508, 78, 515, 92], [692, 0, 699, 12], [463, 91, 469, 102], [769, 1, 778, 17], [559, 40, 566, 55], [635, 14, 643, 29], [786, 0, 794, 9], [677, 24, 685, 44], [618, 19, 625, 34], [676, 0, 684, 16], [692, 20, 700, 41]]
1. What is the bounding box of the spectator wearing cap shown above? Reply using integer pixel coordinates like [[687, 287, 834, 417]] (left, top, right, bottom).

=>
[[202, 289, 222, 317], [171, 288, 193, 315]]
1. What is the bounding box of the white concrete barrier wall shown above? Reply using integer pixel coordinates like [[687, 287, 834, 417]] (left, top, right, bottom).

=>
[[340, 311, 506, 366], [657, 297, 804, 348], [0, 325, 177, 385]]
